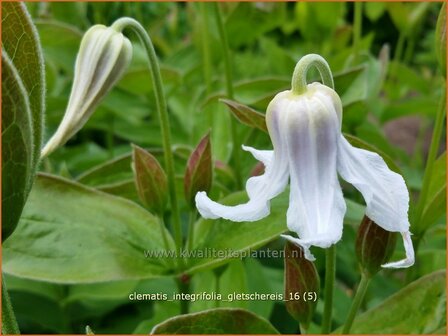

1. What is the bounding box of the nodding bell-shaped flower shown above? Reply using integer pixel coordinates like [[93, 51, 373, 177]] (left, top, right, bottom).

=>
[[41, 24, 132, 157], [196, 54, 414, 268]]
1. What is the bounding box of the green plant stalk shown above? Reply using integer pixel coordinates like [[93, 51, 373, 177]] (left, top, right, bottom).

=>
[[186, 211, 197, 251], [106, 115, 115, 159], [158, 217, 175, 269], [2, 278, 20, 335], [111, 18, 183, 258], [352, 2, 363, 60], [341, 273, 371, 334], [213, 3, 242, 189], [389, 32, 406, 82], [321, 245, 336, 334], [291, 54, 335, 95], [200, 3, 212, 96], [414, 89, 447, 237]]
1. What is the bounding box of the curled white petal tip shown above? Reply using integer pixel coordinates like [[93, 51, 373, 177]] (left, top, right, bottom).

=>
[[381, 231, 415, 268], [195, 191, 220, 219], [281, 234, 316, 261]]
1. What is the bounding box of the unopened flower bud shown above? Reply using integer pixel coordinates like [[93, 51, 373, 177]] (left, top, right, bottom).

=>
[[356, 215, 398, 277], [132, 145, 168, 215], [284, 241, 319, 330], [185, 132, 212, 208], [41, 24, 132, 157], [435, 3, 446, 75]]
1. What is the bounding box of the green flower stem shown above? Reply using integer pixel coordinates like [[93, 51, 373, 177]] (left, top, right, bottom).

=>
[[158, 217, 175, 269], [111, 18, 183, 258], [2, 278, 20, 335], [213, 3, 242, 189], [200, 3, 212, 96], [321, 245, 336, 334], [186, 211, 197, 252], [414, 89, 446, 236], [352, 2, 363, 60], [291, 54, 335, 95], [341, 273, 371, 334]]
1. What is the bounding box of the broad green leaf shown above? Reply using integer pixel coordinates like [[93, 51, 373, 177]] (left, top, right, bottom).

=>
[[190, 260, 248, 313], [338, 270, 446, 334], [2, 2, 45, 171], [35, 21, 82, 73], [2, 53, 33, 241], [3, 174, 176, 283], [420, 153, 446, 231], [151, 308, 279, 334]]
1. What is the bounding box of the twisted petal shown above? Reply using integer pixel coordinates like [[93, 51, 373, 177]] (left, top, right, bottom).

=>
[[282, 87, 346, 261], [195, 91, 291, 221], [337, 136, 414, 268]]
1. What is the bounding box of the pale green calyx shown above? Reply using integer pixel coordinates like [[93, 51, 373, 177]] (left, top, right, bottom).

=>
[[41, 24, 133, 158]]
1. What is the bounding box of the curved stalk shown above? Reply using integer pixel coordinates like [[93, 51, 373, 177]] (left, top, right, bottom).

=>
[[291, 54, 335, 94], [111, 18, 182, 257]]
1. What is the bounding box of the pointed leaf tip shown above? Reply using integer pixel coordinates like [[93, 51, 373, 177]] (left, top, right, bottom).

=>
[[132, 145, 168, 214], [220, 98, 268, 132], [185, 132, 213, 208]]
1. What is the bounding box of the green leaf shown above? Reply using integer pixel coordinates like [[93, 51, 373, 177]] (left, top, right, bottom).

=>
[[2, 53, 33, 241], [420, 153, 446, 231], [220, 99, 268, 132], [3, 173, 176, 283], [151, 308, 279, 334], [2, 2, 45, 171], [132, 145, 168, 214], [338, 270, 446, 334], [35, 21, 82, 73], [185, 132, 213, 207]]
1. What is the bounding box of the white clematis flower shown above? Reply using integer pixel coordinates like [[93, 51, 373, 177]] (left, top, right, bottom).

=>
[[41, 24, 132, 158], [195, 56, 414, 268]]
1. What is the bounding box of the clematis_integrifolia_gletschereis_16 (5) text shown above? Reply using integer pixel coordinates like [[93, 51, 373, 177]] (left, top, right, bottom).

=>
[[195, 54, 414, 268]]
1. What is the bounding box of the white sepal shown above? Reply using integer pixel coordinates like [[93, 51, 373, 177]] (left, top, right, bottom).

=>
[[41, 25, 133, 157]]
